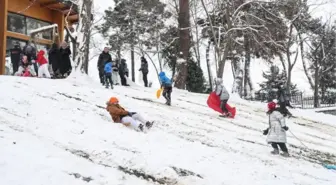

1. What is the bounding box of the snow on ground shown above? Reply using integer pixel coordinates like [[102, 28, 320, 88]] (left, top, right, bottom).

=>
[[0, 75, 335, 185]]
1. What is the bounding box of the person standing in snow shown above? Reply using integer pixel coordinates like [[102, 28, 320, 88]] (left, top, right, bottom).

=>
[[36, 50, 51, 78], [276, 83, 293, 117], [106, 97, 153, 132], [158, 71, 173, 106], [139, 56, 149, 87], [111, 60, 120, 85], [15, 55, 36, 77], [10, 43, 22, 75], [23, 41, 38, 75], [104, 60, 114, 89], [48, 43, 61, 77], [59, 42, 72, 77], [119, 59, 129, 86], [263, 101, 290, 157], [97, 47, 112, 85], [214, 78, 231, 117]]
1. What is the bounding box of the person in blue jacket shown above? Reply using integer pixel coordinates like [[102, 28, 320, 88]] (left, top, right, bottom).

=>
[[158, 71, 172, 105], [104, 61, 114, 89]]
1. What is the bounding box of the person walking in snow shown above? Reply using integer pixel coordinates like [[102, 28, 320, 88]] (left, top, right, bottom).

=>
[[214, 78, 231, 117], [106, 97, 153, 132], [139, 56, 149, 87], [48, 43, 61, 77], [104, 60, 114, 89], [276, 83, 293, 118], [97, 47, 112, 85], [263, 101, 290, 157], [111, 60, 120, 85], [10, 42, 22, 75], [36, 50, 51, 78], [158, 72, 173, 106], [15, 55, 36, 77], [59, 42, 72, 77]]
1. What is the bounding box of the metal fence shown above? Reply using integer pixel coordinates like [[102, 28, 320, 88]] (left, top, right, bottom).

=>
[[246, 92, 336, 109]]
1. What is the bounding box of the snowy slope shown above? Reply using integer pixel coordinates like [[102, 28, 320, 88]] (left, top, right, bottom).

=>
[[0, 75, 335, 185]]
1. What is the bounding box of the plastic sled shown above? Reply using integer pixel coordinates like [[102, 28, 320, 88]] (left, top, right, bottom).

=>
[[156, 88, 163, 99], [22, 70, 31, 77], [207, 92, 236, 118]]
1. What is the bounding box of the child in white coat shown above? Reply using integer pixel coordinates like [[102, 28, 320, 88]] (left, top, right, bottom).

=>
[[263, 101, 289, 157]]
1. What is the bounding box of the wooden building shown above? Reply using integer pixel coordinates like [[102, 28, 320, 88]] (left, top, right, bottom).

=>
[[0, 0, 78, 75]]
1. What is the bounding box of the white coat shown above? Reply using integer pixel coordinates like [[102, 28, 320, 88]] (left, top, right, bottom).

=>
[[214, 78, 230, 100], [266, 110, 287, 143]]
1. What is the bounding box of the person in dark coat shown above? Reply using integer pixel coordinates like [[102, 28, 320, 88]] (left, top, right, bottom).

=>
[[22, 42, 38, 75], [59, 42, 72, 77], [97, 47, 112, 85], [48, 43, 61, 77], [139, 56, 149, 87], [10, 42, 22, 74], [276, 83, 293, 117], [119, 59, 129, 86]]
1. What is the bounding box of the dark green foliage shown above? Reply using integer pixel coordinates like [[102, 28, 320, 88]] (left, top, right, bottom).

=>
[[258, 65, 299, 100], [96, 0, 171, 54], [186, 59, 206, 93]]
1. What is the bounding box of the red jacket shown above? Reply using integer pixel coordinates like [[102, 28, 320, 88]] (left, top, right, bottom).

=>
[[36, 50, 48, 65]]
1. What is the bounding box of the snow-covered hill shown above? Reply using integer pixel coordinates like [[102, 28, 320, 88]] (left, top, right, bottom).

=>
[[0, 75, 335, 185]]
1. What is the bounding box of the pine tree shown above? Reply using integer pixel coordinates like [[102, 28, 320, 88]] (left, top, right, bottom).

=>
[[258, 65, 299, 101], [186, 58, 206, 93]]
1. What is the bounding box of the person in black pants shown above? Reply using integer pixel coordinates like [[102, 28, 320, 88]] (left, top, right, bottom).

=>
[[119, 59, 129, 86], [139, 56, 149, 87], [97, 47, 112, 85], [10, 43, 22, 75]]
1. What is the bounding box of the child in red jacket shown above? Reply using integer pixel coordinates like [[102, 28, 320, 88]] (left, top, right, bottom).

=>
[[36, 50, 51, 78]]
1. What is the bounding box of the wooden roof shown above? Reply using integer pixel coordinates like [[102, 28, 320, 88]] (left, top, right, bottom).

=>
[[38, 0, 79, 23]]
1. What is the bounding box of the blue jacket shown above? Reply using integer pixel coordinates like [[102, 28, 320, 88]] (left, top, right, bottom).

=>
[[104, 62, 112, 73], [158, 72, 172, 87]]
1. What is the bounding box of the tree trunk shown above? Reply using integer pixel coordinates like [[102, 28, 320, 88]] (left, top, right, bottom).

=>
[[175, 0, 190, 89], [131, 45, 135, 82], [243, 35, 253, 98], [299, 33, 314, 90], [232, 58, 243, 96], [73, 0, 93, 74], [314, 60, 319, 108], [206, 40, 213, 91], [193, 0, 201, 66], [278, 54, 287, 78]]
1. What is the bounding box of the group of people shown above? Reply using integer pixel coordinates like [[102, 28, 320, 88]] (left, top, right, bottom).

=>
[[97, 47, 151, 89], [9, 41, 72, 78]]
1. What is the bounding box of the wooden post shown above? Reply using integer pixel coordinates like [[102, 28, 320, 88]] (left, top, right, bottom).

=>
[[0, 0, 8, 75]]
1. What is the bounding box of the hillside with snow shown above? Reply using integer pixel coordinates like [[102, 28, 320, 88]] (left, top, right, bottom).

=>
[[0, 75, 335, 185]]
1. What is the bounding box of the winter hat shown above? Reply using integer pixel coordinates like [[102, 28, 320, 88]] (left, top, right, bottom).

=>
[[267, 102, 276, 110], [109, 97, 119, 104], [214, 78, 223, 85]]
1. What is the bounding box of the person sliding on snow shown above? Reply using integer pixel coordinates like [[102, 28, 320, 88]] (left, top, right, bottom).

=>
[[214, 78, 231, 117], [263, 101, 290, 157], [158, 72, 172, 106], [106, 97, 153, 132]]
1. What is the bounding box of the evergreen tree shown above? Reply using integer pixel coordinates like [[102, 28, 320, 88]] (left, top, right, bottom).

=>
[[186, 58, 206, 93], [258, 65, 299, 101]]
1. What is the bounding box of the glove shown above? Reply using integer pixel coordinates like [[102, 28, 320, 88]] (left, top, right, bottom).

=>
[[263, 128, 269, 135], [128, 112, 136, 116], [282, 126, 289, 131]]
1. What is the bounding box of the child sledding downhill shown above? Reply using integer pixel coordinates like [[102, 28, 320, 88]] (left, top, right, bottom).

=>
[[106, 97, 153, 132], [263, 101, 290, 157], [214, 78, 231, 117], [158, 72, 173, 106]]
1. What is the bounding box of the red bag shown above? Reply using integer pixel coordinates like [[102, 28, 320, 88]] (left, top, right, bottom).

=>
[[22, 68, 31, 77], [207, 92, 236, 118]]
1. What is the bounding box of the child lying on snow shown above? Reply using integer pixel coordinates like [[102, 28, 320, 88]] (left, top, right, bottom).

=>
[[106, 97, 153, 131]]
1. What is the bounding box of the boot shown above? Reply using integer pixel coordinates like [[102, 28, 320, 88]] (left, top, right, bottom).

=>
[[280, 152, 290, 157], [145, 121, 153, 129], [138, 124, 144, 132], [271, 149, 279, 155]]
